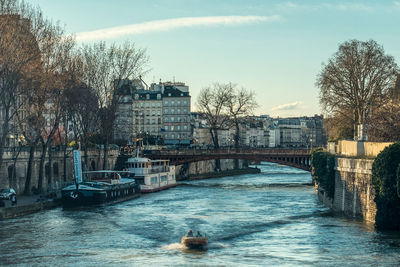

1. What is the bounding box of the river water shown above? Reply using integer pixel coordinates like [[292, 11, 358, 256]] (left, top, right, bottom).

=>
[[1, 162, 400, 266]]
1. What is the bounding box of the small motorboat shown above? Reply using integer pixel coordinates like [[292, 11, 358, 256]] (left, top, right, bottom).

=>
[[181, 232, 208, 249]]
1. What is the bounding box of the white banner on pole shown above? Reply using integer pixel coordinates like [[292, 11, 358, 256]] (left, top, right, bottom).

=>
[[73, 150, 83, 184]]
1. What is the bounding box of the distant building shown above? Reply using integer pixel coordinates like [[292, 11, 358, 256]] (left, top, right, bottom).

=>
[[161, 82, 191, 146], [267, 115, 325, 148], [114, 79, 163, 144]]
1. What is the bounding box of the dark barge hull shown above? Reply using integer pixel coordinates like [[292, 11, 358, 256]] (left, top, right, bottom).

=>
[[61, 184, 140, 208]]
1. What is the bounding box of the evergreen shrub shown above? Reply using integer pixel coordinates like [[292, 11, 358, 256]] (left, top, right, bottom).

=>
[[372, 143, 400, 230], [311, 149, 335, 199]]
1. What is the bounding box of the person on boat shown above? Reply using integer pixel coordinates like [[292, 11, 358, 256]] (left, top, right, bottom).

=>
[[187, 230, 193, 237], [196, 231, 202, 237]]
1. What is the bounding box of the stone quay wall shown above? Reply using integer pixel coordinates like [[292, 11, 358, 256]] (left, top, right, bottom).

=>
[[0, 149, 119, 194], [318, 157, 376, 224]]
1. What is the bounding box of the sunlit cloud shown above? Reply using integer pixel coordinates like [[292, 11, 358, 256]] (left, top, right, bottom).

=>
[[76, 15, 281, 42], [271, 101, 303, 111]]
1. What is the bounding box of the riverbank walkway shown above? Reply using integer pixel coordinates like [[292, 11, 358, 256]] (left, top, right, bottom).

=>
[[0, 192, 60, 220]]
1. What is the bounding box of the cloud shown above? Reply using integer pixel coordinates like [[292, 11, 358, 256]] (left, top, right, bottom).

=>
[[276, 2, 373, 12], [76, 15, 281, 42], [394, 1, 400, 7], [271, 101, 303, 111]]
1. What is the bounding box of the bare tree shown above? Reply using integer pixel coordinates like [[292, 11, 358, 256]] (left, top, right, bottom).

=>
[[196, 83, 232, 149], [81, 41, 149, 169], [36, 33, 75, 192], [226, 84, 257, 148], [317, 39, 398, 140], [367, 101, 400, 142], [63, 81, 99, 168], [0, 1, 42, 172]]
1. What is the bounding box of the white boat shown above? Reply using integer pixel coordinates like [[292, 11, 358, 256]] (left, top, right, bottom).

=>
[[125, 154, 177, 193]]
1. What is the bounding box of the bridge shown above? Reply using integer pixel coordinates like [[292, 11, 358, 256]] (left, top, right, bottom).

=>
[[144, 148, 312, 171]]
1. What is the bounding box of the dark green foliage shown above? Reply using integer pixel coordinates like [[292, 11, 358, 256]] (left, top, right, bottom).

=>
[[311, 149, 335, 199], [372, 143, 400, 230], [397, 164, 400, 199]]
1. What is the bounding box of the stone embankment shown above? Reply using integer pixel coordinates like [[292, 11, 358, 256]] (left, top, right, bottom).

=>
[[175, 159, 258, 180], [0, 194, 60, 220], [317, 140, 392, 224]]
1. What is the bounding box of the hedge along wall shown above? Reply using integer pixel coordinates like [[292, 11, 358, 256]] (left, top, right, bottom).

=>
[[311, 149, 335, 199], [372, 143, 400, 231]]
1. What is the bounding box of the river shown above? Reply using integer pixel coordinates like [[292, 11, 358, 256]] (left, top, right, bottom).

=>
[[1, 162, 400, 266]]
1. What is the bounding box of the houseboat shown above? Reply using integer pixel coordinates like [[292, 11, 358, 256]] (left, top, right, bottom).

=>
[[125, 155, 177, 193], [61, 171, 140, 208]]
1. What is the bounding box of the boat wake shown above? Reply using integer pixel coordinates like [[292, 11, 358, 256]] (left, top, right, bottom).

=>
[[162, 243, 185, 250]]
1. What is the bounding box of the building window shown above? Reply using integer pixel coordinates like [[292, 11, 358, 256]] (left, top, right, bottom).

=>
[[152, 103, 155, 107], [157, 94, 161, 99], [171, 126, 175, 131], [183, 109, 187, 114], [177, 109, 181, 114], [168, 93, 171, 96], [171, 117, 175, 122], [145, 103, 150, 107], [164, 100, 168, 105], [181, 93, 184, 96], [184, 125, 188, 130], [171, 109, 175, 114], [184, 100, 187, 105], [164, 108, 168, 114], [171, 134, 175, 138], [177, 100, 181, 105], [165, 126, 169, 131], [146, 94, 150, 99], [177, 125, 181, 131], [164, 117, 168, 122]]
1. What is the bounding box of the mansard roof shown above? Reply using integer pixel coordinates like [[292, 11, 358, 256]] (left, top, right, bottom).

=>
[[162, 85, 190, 97]]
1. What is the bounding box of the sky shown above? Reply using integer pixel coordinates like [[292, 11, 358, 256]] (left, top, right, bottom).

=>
[[27, 0, 400, 117]]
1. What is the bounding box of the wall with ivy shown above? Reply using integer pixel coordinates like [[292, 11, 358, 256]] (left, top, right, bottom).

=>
[[311, 149, 335, 199]]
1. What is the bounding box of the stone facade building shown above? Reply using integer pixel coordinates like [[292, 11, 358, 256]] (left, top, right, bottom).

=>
[[114, 80, 192, 146], [161, 83, 191, 146]]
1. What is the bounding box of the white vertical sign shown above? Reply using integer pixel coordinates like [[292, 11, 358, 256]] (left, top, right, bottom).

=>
[[73, 150, 83, 184]]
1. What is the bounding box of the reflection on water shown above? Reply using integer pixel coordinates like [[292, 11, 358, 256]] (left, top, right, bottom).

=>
[[1, 162, 400, 266]]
